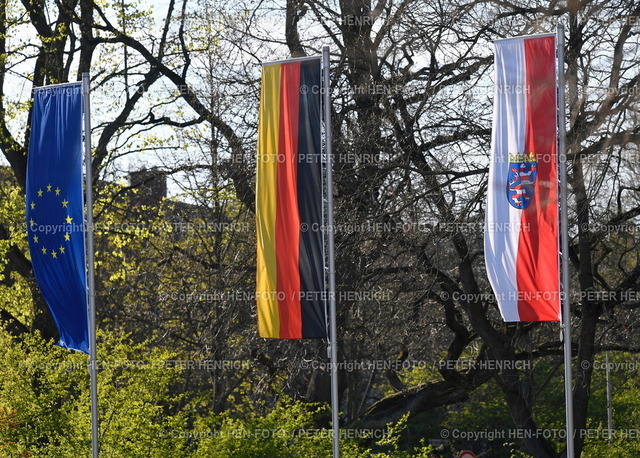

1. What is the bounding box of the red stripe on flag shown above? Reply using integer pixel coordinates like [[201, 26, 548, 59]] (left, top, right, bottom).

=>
[[275, 62, 303, 338], [516, 36, 560, 321]]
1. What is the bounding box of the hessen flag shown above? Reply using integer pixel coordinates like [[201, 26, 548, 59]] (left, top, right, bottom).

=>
[[484, 35, 561, 322], [256, 57, 327, 339], [26, 83, 89, 353]]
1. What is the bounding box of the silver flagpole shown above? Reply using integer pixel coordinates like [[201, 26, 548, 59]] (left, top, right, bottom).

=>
[[322, 45, 340, 458], [605, 351, 613, 440], [557, 24, 574, 458], [82, 72, 99, 458]]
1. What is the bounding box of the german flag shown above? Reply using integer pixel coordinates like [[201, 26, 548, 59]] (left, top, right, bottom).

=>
[[256, 57, 327, 339]]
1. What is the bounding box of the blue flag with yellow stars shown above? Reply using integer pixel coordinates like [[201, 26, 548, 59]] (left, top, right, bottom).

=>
[[26, 82, 89, 354]]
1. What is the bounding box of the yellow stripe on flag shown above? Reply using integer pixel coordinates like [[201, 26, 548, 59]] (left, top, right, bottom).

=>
[[256, 64, 281, 338]]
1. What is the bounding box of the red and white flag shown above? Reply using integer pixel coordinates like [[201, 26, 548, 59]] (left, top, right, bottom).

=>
[[484, 34, 561, 322]]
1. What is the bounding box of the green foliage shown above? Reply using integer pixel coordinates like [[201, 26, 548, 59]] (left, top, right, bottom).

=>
[[192, 397, 329, 457], [370, 413, 434, 458], [191, 400, 434, 458], [89, 332, 191, 457], [0, 329, 190, 456], [0, 326, 435, 457], [0, 329, 88, 455], [0, 177, 33, 324], [580, 352, 640, 457], [434, 354, 640, 457], [440, 377, 519, 457]]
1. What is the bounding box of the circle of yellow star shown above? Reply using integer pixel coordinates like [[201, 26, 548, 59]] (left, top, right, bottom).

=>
[[28, 183, 80, 257]]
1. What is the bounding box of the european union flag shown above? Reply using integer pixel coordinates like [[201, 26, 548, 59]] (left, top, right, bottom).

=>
[[26, 83, 89, 354]]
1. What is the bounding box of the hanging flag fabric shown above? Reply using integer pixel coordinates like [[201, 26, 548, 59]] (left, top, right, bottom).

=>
[[256, 57, 327, 339], [26, 83, 89, 353], [484, 34, 561, 322]]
